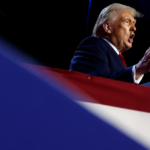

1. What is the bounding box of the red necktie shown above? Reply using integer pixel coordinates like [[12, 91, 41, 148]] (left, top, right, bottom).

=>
[[118, 54, 127, 68]]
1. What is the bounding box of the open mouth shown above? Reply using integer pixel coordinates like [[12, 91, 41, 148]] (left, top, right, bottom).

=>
[[128, 34, 135, 43]]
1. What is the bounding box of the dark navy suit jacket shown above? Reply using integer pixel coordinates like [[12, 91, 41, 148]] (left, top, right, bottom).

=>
[[69, 36, 134, 83]]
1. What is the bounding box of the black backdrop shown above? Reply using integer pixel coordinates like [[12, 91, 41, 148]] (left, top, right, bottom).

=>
[[0, 0, 150, 83]]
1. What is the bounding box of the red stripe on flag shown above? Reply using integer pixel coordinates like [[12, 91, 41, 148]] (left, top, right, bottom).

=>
[[24, 64, 150, 113]]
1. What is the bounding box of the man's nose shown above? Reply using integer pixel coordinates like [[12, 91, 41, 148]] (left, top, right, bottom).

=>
[[131, 24, 136, 32]]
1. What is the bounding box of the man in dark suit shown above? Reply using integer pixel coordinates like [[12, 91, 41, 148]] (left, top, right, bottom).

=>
[[70, 3, 150, 84]]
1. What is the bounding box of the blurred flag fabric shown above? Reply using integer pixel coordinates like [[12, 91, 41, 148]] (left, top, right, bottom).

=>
[[0, 38, 149, 150]]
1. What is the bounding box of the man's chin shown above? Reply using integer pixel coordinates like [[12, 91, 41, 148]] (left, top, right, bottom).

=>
[[125, 43, 132, 51]]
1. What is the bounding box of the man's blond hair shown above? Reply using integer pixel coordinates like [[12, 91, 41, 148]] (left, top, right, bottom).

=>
[[92, 3, 142, 37]]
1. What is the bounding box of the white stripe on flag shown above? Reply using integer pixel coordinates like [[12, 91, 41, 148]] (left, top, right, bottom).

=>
[[77, 101, 150, 149]]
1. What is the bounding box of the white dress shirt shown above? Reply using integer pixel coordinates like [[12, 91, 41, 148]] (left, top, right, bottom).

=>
[[102, 38, 143, 84]]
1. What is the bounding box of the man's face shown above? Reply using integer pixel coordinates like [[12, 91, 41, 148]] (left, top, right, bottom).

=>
[[110, 11, 136, 53]]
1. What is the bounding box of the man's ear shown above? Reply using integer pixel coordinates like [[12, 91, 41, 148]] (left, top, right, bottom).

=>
[[103, 22, 112, 34]]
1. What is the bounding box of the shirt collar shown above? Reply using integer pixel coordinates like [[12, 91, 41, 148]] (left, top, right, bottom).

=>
[[102, 38, 120, 55]]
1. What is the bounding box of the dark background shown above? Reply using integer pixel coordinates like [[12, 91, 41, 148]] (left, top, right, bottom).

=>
[[0, 0, 150, 83]]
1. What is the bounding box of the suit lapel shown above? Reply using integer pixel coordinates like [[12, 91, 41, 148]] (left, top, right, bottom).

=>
[[101, 39, 126, 69]]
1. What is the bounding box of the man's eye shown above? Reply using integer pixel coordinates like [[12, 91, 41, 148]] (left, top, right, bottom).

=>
[[125, 21, 129, 23]]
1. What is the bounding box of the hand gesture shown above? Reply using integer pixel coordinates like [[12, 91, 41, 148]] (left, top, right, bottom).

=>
[[135, 47, 150, 79]]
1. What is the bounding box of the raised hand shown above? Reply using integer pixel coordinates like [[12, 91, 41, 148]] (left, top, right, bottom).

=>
[[135, 47, 150, 80]]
